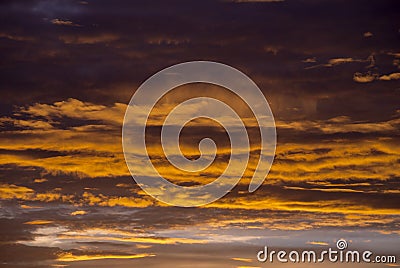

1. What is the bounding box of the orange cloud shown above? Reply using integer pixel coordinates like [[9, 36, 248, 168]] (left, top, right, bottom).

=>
[[59, 228, 208, 245], [354, 72, 400, 82], [24, 220, 54, 225], [353, 72, 377, 83], [206, 197, 400, 215], [1, 98, 399, 216], [81, 192, 154, 208], [70, 210, 87, 216], [379, 72, 400, 81], [0, 183, 34, 199], [22, 98, 125, 125], [232, 257, 253, 262], [57, 252, 155, 262], [306, 241, 329, 246], [0, 183, 74, 203]]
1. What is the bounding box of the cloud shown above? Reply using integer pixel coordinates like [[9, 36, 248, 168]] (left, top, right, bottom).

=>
[[277, 116, 400, 134], [0, 183, 34, 199], [147, 37, 190, 46], [51, 19, 81, 27], [34, 178, 48, 183], [363, 32, 373, 38], [70, 210, 87, 216], [0, 153, 129, 178], [264, 45, 281, 55], [1, 98, 399, 187], [24, 220, 54, 225], [57, 252, 155, 262], [353, 72, 377, 83], [0, 32, 34, 42], [0, 1, 399, 266], [21, 98, 125, 125], [328, 57, 357, 65], [232, 257, 253, 263], [306, 54, 375, 69], [268, 138, 400, 184], [0, 117, 54, 130], [379, 72, 400, 81], [0, 183, 73, 203], [207, 196, 400, 215], [306, 241, 329, 246], [353, 72, 400, 83], [0, 99, 129, 177], [284, 186, 364, 193], [59, 33, 119, 44], [388, 52, 400, 58], [26, 226, 210, 247], [81, 192, 154, 208], [302, 57, 317, 63]]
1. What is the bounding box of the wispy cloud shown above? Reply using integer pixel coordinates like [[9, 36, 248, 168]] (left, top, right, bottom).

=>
[[0, 32, 34, 41], [59, 33, 120, 44], [306, 54, 375, 69], [57, 252, 155, 262], [24, 220, 54, 225], [51, 19, 81, 27]]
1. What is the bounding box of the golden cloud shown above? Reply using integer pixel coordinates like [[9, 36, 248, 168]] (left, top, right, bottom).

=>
[[205, 193, 400, 215], [57, 252, 155, 262], [0, 183, 34, 199], [70, 210, 87, 216], [379, 72, 400, 81], [0, 98, 399, 217], [24, 220, 54, 225]]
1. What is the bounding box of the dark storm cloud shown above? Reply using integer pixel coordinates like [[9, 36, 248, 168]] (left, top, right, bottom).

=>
[[0, 0, 399, 121]]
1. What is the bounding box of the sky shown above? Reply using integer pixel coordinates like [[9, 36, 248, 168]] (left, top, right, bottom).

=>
[[0, 0, 399, 267]]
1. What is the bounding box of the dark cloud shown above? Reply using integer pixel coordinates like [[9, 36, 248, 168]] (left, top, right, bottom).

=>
[[0, 0, 399, 120]]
